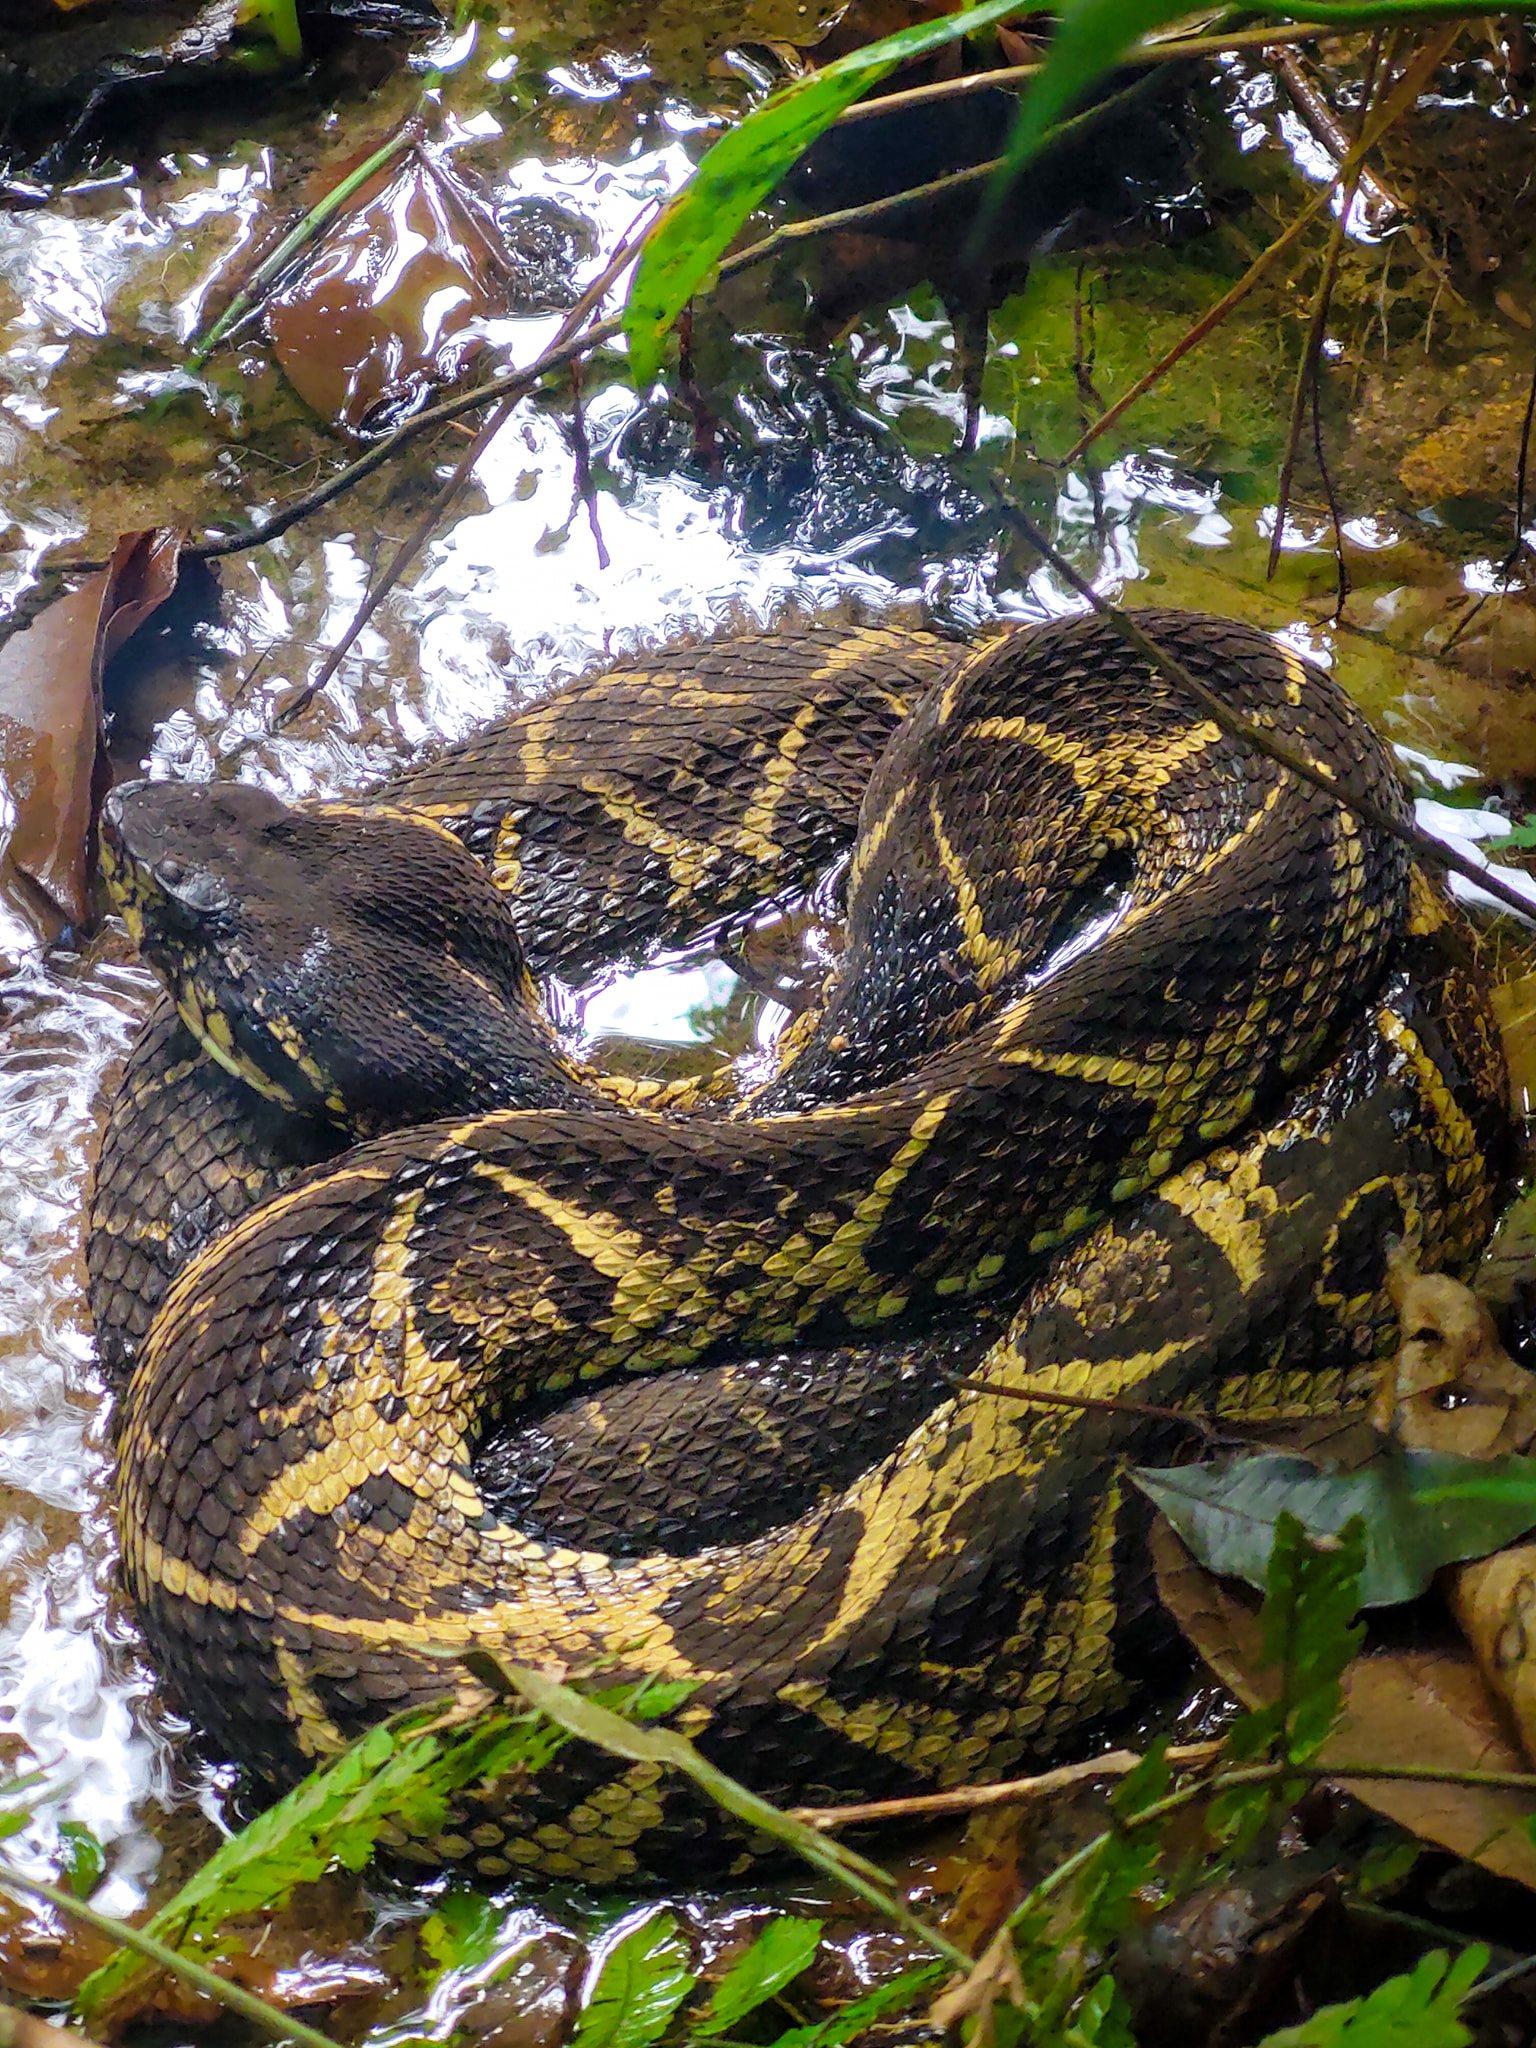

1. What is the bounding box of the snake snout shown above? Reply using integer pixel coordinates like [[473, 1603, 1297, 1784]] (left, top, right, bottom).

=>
[[100, 778, 151, 851]]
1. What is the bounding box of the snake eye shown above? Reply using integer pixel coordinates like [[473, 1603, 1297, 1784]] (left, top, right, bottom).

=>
[[160, 864, 230, 919]]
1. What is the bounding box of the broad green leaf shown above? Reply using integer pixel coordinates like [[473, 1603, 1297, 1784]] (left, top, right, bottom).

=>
[[764, 1964, 948, 2047], [620, 0, 1038, 385], [1134, 1449, 1536, 1607], [571, 1911, 695, 2048], [1255, 1945, 1486, 2047], [694, 1916, 823, 2036], [57, 1821, 105, 1899]]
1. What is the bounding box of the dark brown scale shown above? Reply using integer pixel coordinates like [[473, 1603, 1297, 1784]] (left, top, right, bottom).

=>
[[94, 609, 1515, 1878], [474, 1326, 988, 1556]]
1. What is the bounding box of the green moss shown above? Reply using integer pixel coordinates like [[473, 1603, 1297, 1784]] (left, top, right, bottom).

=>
[[983, 250, 1293, 490]]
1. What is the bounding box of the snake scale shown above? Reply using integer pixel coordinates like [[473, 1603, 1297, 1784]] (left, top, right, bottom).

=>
[[88, 611, 1513, 1880]]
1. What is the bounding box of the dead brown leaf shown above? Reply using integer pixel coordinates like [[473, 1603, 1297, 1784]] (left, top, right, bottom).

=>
[[268, 150, 508, 437], [1374, 1261, 1536, 1458], [0, 528, 184, 945], [1154, 1520, 1536, 1893], [928, 1925, 1028, 2043]]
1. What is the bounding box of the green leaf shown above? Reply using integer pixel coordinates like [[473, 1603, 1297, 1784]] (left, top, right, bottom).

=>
[[1072, 1972, 1139, 2048], [620, 0, 1038, 385], [980, 0, 1180, 211], [420, 1888, 507, 1979], [1213, 1514, 1363, 1852], [763, 1964, 948, 2047], [993, 0, 1495, 206], [1133, 1448, 1536, 1607], [1486, 814, 1536, 852], [1260, 1511, 1365, 1763], [571, 1911, 695, 2048], [0, 1769, 48, 1837], [695, 1917, 823, 2036], [57, 1822, 105, 1900], [1355, 1838, 1421, 1899], [1254, 1945, 1486, 2047], [1076, 1743, 1172, 1948], [76, 1674, 692, 2024], [75, 1705, 565, 2023]]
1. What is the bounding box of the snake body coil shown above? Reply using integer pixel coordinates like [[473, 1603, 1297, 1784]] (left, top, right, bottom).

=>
[[90, 612, 1512, 1879]]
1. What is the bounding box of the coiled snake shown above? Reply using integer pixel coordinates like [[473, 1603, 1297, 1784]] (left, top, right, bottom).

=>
[[89, 611, 1512, 1879]]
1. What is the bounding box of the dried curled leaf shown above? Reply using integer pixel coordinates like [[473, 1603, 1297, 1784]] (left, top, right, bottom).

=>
[[0, 529, 184, 945]]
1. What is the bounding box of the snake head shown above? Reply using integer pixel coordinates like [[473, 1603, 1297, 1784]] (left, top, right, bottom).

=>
[[100, 777, 579, 1134]]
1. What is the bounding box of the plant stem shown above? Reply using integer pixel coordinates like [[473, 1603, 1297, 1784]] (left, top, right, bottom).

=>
[[798, 1746, 1536, 1833], [263, 199, 659, 732], [831, 17, 1346, 126], [469, 1658, 975, 1973], [0, 1865, 343, 2048], [1267, 27, 1389, 579], [1005, 1748, 1536, 1941], [793, 1743, 1227, 1828]]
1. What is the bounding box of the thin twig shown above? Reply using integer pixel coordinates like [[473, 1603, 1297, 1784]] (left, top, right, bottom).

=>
[[1310, 334, 1351, 620], [0, 1865, 342, 2048], [252, 204, 657, 734], [985, 486, 1536, 926], [792, 1743, 1226, 1829], [1466, 1949, 1536, 2007], [1057, 25, 1463, 470], [830, 20, 1344, 128], [1268, 29, 1389, 580], [158, 91, 1139, 571], [950, 1374, 1240, 1449], [1005, 1748, 1536, 1944], [1273, 44, 1401, 227], [797, 1746, 1536, 1835], [262, 411, 497, 734], [567, 355, 610, 571]]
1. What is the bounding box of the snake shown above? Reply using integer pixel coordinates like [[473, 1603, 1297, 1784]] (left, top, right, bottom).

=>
[[88, 610, 1514, 1881]]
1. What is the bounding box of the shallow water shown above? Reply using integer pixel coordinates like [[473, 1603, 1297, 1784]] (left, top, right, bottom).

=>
[[2, 12, 1535, 2037]]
